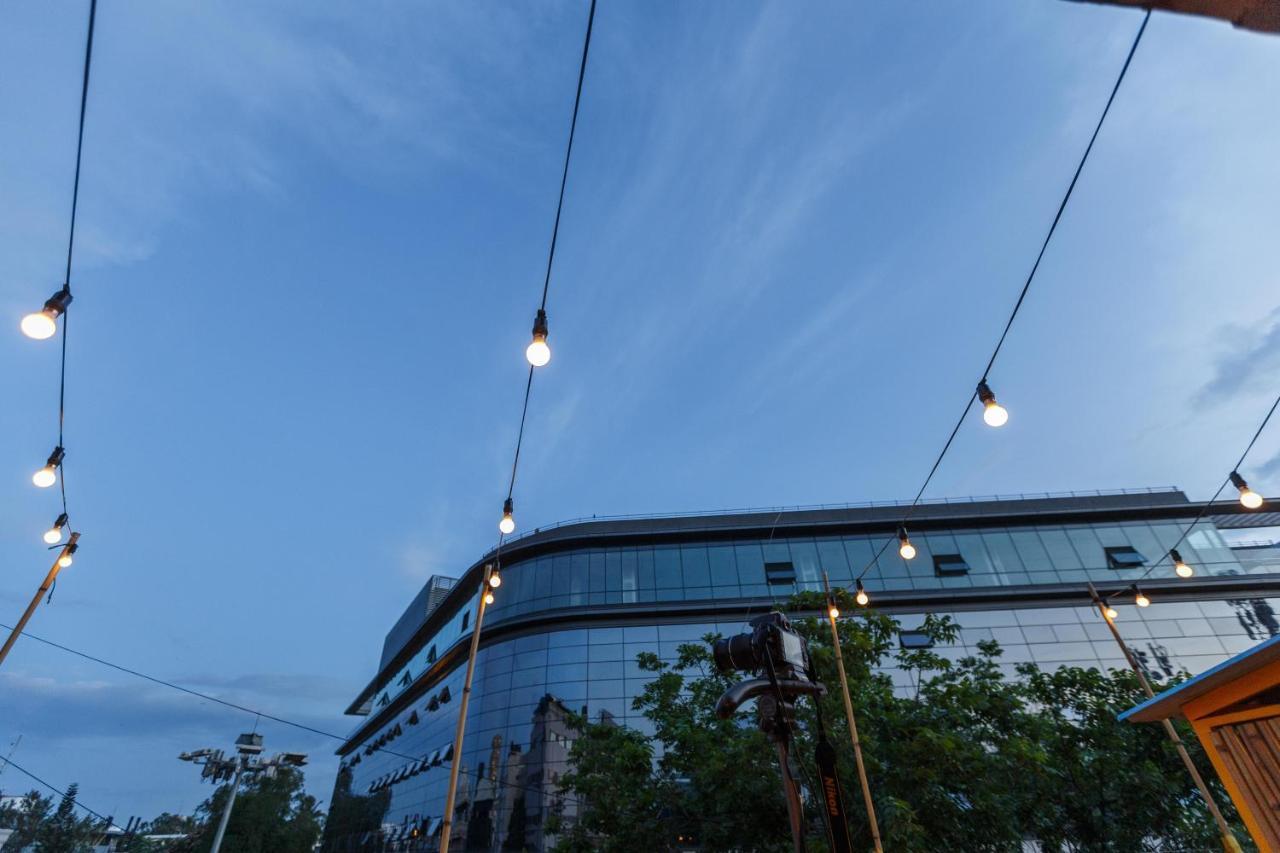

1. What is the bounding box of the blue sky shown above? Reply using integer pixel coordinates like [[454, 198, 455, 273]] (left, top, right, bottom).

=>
[[1, 0, 1279, 819]]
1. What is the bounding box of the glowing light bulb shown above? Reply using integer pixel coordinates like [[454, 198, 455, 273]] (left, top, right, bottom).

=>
[[21, 311, 57, 340], [43, 512, 68, 545], [977, 380, 1008, 427], [855, 580, 869, 607], [1231, 472, 1263, 509], [483, 591, 495, 605], [526, 309, 551, 367], [488, 572, 502, 589], [20, 288, 72, 340], [1135, 590, 1150, 608], [1104, 606, 1118, 620], [499, 498, 515, 535], [828, 605, 840, 620], [1171, 549, 1193, 578], [57, 544, 77, 569], [32, 446, 64, 489], [897, 526, 916, 560]]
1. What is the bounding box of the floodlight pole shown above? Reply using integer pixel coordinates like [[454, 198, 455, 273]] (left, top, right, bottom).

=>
[[209, 760, 246, 853], [1087, 583, 1243, 853], [822, 571, 883, 853], [0, 533, 80, 671], [439, 563, 493, 853]]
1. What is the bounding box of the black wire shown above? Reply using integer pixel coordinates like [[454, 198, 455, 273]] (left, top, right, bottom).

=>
[[538, 0, 596, 312], [1126, 390, 1280, 588], [503, 0, 597, 512], [64, 0, 97, 291], [0, 752, 114, 825], [855, 11, 1151, 585], [54, 0, 97, 523], [980, 9, 1149, 382]]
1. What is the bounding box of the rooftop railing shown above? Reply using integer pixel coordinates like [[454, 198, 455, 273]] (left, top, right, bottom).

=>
[[502, 486, 1183, 546]]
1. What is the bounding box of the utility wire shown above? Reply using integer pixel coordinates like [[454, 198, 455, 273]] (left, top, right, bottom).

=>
[[0, 752, 114, 826], [856, 10, 1151, 583]]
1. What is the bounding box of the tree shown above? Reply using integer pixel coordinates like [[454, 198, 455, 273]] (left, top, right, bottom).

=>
[[554, 592, 1252, 852], [174, 768, 323, 853], [1, 790, 53, 852]]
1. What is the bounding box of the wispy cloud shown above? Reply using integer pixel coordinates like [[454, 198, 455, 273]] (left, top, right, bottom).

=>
[[1196, 306, 1280, 404]]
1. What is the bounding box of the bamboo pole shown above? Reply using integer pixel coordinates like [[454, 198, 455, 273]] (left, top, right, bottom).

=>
[[0, 533, 80, 670], [1087, 582, 1243, 853], [438, 565, 493, 853], [822, 571, 884, 853]]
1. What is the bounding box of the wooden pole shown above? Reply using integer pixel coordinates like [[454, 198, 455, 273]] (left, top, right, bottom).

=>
[[439, 564, 492, 853], [822, 571, 884, 853], [1087, 582, 1244, 853], [0, 533, 80, 670]]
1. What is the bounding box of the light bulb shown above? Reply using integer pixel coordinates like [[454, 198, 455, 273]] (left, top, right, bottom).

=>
[[855, 580, 869, 607], [499, 498, 515, 535], [828, 605, 840, 620], [977, 380, 1008, 427], [483, 591, 495, 605], [43, 513, 68, 545], [1104, 606, 1118, 620], [33, 446, 64, 488], [526, 338, 550, 367], [1231, 471, 1263, 509], [21, 288, 72, 341], [1135, 591, 1150, 608], [21, 311, 57, 340], [897, 526, 916, 560], [58, 547, 75, 569], [526, 309, 551, 367], [1171, 548, 1192, 579], [488, 572, 502, 589]]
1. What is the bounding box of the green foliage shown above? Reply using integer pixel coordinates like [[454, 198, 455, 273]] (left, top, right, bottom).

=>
[[0, 784, 105, 853], [554, 592, 1253, 852], [173, 768, 323, 853]]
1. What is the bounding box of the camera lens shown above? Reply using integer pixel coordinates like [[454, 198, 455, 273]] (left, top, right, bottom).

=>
[[713, 633, 758, 673]]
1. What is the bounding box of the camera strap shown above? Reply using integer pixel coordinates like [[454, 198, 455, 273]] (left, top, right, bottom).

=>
[[812, 702, 855, 853]]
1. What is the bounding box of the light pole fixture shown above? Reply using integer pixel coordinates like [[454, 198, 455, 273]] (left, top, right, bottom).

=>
[[179, 733, 307, 853]]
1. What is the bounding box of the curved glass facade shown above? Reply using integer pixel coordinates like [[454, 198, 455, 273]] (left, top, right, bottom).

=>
[[322, 494, 1280, 851]]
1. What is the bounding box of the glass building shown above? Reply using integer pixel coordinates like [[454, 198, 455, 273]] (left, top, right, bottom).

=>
[[321, 489, 1280, 851]]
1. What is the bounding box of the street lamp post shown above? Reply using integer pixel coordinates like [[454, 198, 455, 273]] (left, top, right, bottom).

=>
[[179, 732, 308, 853]]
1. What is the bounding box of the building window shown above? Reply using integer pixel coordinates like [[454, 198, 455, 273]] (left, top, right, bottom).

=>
[[461, 611, 470, 631], [427, 644, 437, 664], [398, 670, 412, 687], [933, 554, 970, 576], [1105, 545, 1146, 569], [765, 561, 796, 585], [899, 631, 935, 649]]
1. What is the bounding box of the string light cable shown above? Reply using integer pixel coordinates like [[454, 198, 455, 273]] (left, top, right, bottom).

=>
[[21, 0, 99, 557], [1100, 389, 1280, 601], [852, 10, 1153, 596]]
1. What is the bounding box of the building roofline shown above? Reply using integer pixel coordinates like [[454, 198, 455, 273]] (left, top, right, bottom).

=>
[[345, 490, 1280, 714], [340, 572, 1280, 753]]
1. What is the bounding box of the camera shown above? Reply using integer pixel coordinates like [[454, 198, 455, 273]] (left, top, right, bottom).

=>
[[713, 612, 811, 682]]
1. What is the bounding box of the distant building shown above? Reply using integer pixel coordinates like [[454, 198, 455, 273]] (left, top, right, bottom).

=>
[[322, 489, 1280, 851]]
